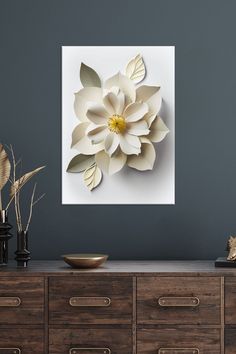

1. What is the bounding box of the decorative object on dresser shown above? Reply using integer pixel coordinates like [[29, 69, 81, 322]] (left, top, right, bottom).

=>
[[66, 52, 169, 192], [215, 235, 236, 267], [0, 260, 235, 353], [227, 236, 236, 261], [0, 144, 13, 265], [62, 253, 108, 268], [0, 210, 12, 265], [62, 46, 175, 205], [8, 145, 45, 267]]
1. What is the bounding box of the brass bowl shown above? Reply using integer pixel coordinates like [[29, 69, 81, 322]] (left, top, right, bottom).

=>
[[62, 253, 108, 269]]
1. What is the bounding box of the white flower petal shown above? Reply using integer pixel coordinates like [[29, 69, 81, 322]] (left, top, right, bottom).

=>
[[136, 85, 162, 115], [86, 105, 109, 125], [127, 138, 156, 171], [136, 85, 159, 101], [71, 122, 104, 154], [124, 102, 148, 123], [103, 86, 120, 96], [74, 87, 103, 122], [145, 113, 157, 127], [126, 120, 150, 136], [103, 92, 124, 116], [104, 72, 136, 104], [149, 116, 170, 143], [95, 149, 127, 175], [104, 133, 120, 156], [86, 124, 109, 143], [119, 134, 141, 155], [116, 91, 125, 115]]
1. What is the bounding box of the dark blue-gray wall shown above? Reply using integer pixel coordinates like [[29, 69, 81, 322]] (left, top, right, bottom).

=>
[[1, 0, 236, 260]]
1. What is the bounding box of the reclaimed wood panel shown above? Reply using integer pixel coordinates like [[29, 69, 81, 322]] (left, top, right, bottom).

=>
[[0, 277, 44, 324], [0, 328, 44, 354], [49, 328, 132, 354], [225, 278, 236, 324], [137, 277, 221, 324], [137, 328, 221, 354], [225, 327, 236, 354], [49, 276, 133, 324], [0, 260, 235, 277]]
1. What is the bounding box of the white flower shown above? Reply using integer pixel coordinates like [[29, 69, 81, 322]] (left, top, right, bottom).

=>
[[72, 72, 169, 175], [67, 55, 170, 191]]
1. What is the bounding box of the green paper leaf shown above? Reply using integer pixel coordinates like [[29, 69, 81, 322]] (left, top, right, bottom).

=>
[[67, 154, 95, 173], [80, 63, 101, 88]]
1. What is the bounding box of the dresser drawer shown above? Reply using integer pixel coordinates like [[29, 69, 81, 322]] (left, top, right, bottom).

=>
[[0, 277, 44, 324], [137, 277, 221, 324], [225, 278, 236, 324], [137, 328, 220, 354], [49, 328, 132, 354], [49, 276, 133, 324], [0, 328, 44, 354], [225, 327, 236, 354]]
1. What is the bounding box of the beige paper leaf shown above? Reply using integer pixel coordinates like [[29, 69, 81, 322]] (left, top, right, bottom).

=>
[[80, 63, 101, 88], [95, 149, 127, 175], [125, 54, 146, 84], [127, 138, 156, 171], [0, 144, 11, 191], [10, 166, 45, 197], [148, 116, 169, 143], [83, 163, 102, 191], [67, 154, 95, 173]]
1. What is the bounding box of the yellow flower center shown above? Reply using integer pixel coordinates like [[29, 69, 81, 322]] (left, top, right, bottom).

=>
[[108, 115, 126, 134]]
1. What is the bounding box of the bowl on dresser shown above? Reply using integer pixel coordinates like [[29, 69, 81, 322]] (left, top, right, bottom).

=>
[[62, 253, 108, 269]]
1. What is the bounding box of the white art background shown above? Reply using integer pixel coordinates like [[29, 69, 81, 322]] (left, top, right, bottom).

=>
[[62, 46, 175, 204]]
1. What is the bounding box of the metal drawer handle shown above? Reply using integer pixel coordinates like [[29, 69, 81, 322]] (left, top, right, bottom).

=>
[[0, 349, 21, 354], [0, 297, 21, 307], [69, 297, 111, 307], [69, 348, 111, 354], [158, 348, 199, 354], [158, 296, 200, 307]]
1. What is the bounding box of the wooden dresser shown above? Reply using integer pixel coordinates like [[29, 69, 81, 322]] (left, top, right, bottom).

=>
[[0, 260, 236, 354]]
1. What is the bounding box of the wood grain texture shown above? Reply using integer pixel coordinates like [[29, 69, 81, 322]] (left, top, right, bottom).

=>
[[0, 276, 44, 324], [137, 328, 221, 354], [1, 260, 236, 277], [49, 328, 132, 354], [49, 276, 133, 324], [225, 277, 236, 324], [137, 277, 221, 325], [225, 327, 236, 354], [0, 328, 44, 354], [0, 261, 231, 353]]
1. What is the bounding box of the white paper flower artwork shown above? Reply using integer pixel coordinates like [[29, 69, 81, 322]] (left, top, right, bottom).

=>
[[62, 47, 175, 204]]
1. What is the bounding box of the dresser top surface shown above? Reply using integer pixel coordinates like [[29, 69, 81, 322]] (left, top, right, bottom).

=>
[[0, 260, 236, 276]]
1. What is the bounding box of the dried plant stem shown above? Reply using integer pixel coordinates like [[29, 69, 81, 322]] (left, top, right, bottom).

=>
[[33, 193, 45, 206], [0, 191, 2, 210], [16, 190, 22, 231], [10, 145, 22, 232], [25, 185, 45, 232], [5, 195, 15, 211], [25, 183, 36, 232], [7, 145, 45, 232]]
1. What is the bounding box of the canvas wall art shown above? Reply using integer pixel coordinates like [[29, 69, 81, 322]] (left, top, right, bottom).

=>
[[62, 46, 175, 204]]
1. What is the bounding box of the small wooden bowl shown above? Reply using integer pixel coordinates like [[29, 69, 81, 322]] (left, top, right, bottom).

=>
[[62, 254, 108, 269]]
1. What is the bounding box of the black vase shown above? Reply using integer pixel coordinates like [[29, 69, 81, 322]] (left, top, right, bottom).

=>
[[0, 210, 13, 265], [15, 230, 31, 267]]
